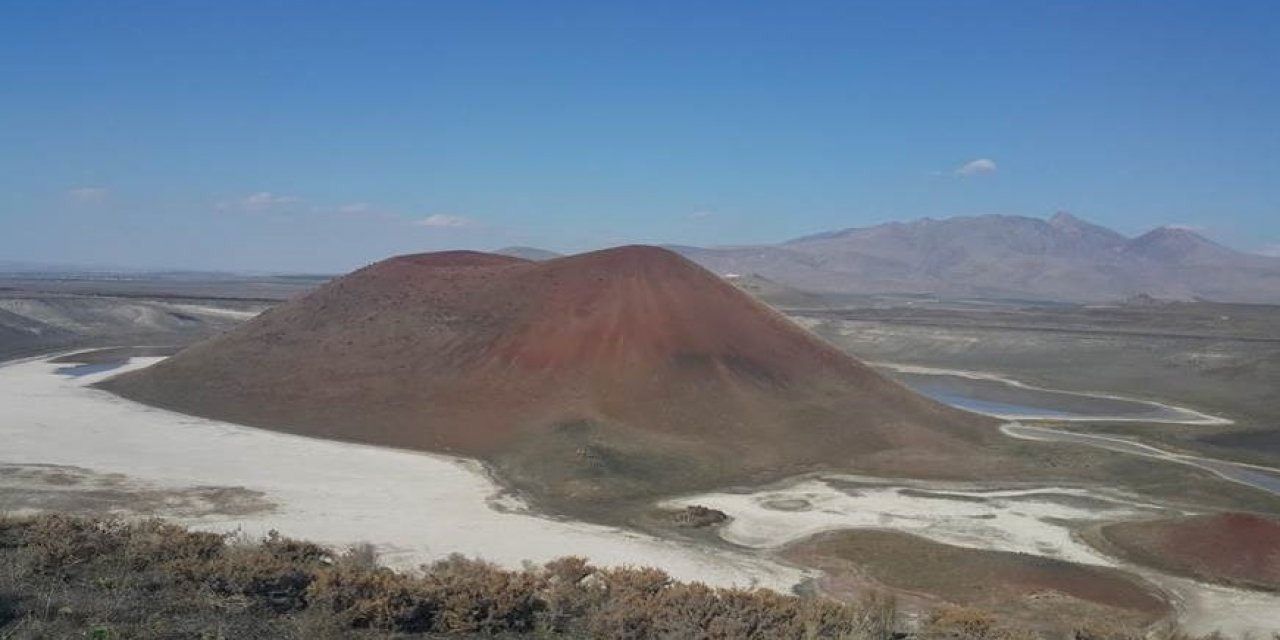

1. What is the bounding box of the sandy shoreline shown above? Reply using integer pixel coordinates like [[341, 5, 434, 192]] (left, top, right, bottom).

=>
[[1000, 423, 1280, 496], [875, 361, 1233, 425]]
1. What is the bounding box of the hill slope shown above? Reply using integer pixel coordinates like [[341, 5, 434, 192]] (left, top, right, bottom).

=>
[[1098, 513, 1280, 591], [100, 246, 994, 506], [723, 273, 831, 309]]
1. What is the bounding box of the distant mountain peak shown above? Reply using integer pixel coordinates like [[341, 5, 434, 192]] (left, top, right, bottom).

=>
[[1118, 226, 1259, 268], [1048, 211, 1083, 228], [1130, 226, 1216, 250], [1044, 211, 1127, 241], [1151, 225, 1206, 237]]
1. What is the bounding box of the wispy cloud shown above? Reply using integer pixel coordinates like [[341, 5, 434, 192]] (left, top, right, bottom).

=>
[[689, 210, 714, 219], [1258, 243, 1280, 258], [413, 214, 475, 228], [1164, 223, 1206, 232], [66, 186, 109, 202], [218, 193, 485, 231], [242, 192, 302, 209], [954, 158, 998, 177], [219, 191, 304, 212]]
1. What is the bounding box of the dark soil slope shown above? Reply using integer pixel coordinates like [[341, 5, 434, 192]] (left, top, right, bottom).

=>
[[101, 246, 996, 506], [787, 530, 1167, 632], [1099, 513, 1280, 591]]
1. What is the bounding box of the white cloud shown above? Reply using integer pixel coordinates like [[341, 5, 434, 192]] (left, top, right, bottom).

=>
[[220, 192, 307, 215], [689, 210, 714, 219], [218, 191, 304, 212], [1165, 223, 1206, 232], [218, 194, 483, 231], [66, 187, 109, 202], [241, 192, 302, 208], [1258, 243, 1280, 258], [414, 214, 474, 228], [954, 158, 998, 177]]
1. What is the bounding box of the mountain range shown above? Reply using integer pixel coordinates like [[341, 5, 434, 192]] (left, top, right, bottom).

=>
[[668, 213, 1280, 303]]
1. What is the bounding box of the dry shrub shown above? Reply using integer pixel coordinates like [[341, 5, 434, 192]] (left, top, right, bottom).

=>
[[578, 565, 892, 640], [419, 554, 545, 633], [647, 581, 722, 636], [0, 513, 26, 549], [844, 590, 898, 640], [684, 587, 802, 638], [118, 519, 226, 575], [536, 556, 595, 632], [341, 542, 380, 571], [18, 514, 132, 572], [307, 563, 430, 631], [1075, 620, 1147, 640], [202, 545, 316, 612], [259, 529, 330, 565], [307, 554, 547, 634], [923, 607, 1032, 640], [583, 566, 673, 638]]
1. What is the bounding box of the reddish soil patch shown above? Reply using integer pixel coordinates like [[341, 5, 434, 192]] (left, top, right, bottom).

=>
[[1099, 513, 1280, 591], [786, 530, 1167, 632], [100, 246, 998, 506]]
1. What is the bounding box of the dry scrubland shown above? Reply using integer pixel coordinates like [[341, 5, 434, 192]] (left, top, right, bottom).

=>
[[0, 515, 1245, 640]]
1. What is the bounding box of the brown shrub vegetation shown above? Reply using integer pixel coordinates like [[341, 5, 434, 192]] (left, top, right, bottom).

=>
[[0, 514, 1244, 639]]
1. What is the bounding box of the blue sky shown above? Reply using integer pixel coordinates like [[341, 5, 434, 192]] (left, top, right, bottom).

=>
[[2, 1, 1278, 272]]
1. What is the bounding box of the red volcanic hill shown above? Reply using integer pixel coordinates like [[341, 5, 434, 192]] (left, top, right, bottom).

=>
[[101, 246, 997, 505]]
